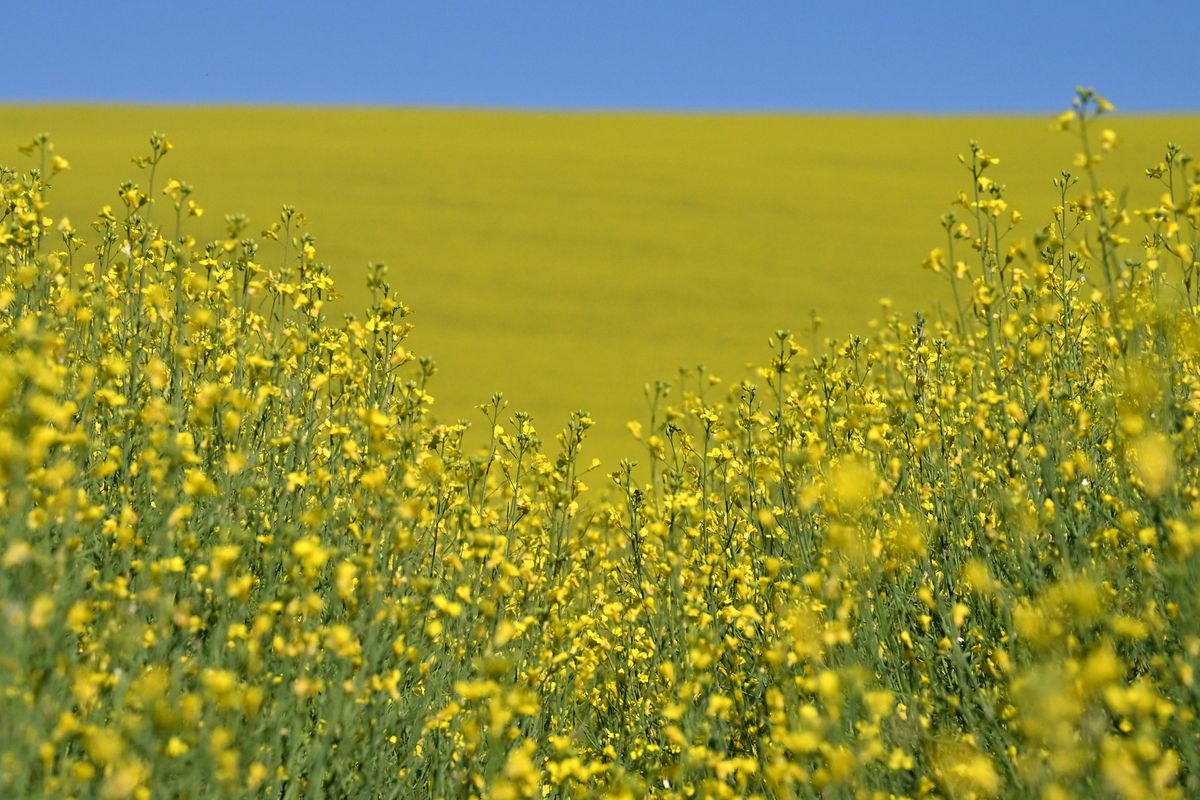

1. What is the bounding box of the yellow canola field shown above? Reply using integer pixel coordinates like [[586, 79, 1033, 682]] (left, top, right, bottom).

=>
[[3, 107, 1199, 461], [4, 93, 1200, 798]]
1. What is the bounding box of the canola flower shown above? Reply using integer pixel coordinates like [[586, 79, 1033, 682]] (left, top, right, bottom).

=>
[[0, 88, 1199, 798]]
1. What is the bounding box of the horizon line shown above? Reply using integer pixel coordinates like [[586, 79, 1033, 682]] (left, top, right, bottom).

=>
[[4, 100, 1200, 118]]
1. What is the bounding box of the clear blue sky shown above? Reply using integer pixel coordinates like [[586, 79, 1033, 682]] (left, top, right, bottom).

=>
[[9, 1, 1195, 112]]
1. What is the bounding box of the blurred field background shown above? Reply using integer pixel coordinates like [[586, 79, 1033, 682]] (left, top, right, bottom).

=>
[[5, 107, 1200, 462]]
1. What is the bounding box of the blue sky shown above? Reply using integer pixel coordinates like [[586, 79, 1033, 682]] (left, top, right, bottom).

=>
[[9, 1, 1196, 111]]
